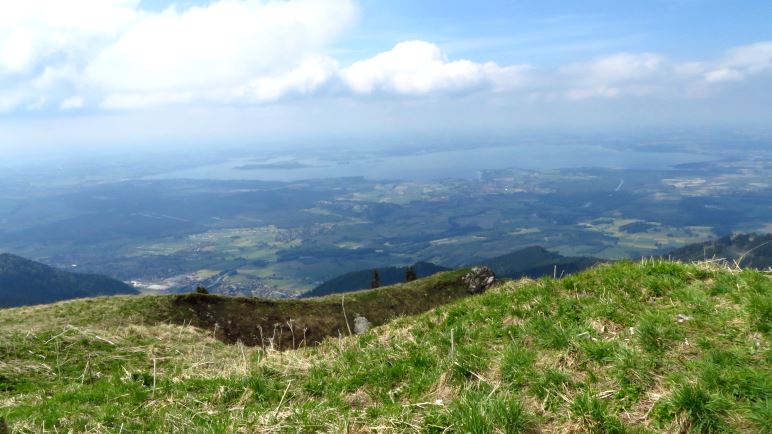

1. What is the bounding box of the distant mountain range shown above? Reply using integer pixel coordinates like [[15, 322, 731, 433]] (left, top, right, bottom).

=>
[[305, 246, 602, 297], [0, 254, 138, 307], [480, 245, 602, 279], [306, 233, 771, 297], [2, 233, 769, 306]]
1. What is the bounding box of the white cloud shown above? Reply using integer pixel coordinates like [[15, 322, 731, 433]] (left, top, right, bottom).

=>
[[0, 0, 139, 76], [101, 91, 192, 109], [557, 53, 665, 99], [85, 0, 357, 93], [561, 53, 664, 84], [544, 43, 772, 100], [0, 0, 769, 114], [237, 55, 339, 102], [705, 68, 744, 83], [235, 41, 531, 102], [340, 40, 529, 95], [59, 95, 85, 110], [0, 92, 22, 112], [0, 0, 357, 111], [703, 42, 772, 83]]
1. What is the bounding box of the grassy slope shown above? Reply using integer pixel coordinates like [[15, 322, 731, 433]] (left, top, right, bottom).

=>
[[0, 261, 770, 433]]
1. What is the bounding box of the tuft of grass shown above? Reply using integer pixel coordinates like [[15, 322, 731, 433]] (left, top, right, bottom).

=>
[[612, 348, 657, 402], [500, 344, 536, 388], [446, 387, 535, 434], [450, 343, 490, 383], [637, 310, 683, 353], [570, 391, 631, 434], [579, 338, 620, 364], [654, 383, 731, 433], [529, 368, 573, 411]]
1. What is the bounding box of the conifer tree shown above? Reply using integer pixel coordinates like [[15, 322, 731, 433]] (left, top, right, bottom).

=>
[[405, 265, 417, 282], [370, 269, 380, 289]]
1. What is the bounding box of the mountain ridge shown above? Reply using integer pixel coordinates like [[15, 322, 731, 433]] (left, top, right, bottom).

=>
[[303, 233, 771, 297], [0, 253, 137, 307], [302, 261, 450, 298]]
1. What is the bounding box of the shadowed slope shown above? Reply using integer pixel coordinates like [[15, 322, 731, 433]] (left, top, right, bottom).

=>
[[0, 253, 137, 307], [171, 269, 470, 348]]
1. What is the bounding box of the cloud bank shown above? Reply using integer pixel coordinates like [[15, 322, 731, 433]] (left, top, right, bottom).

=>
[[0, 0, 771, 115]]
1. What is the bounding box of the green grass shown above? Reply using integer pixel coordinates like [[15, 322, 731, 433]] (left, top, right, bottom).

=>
[[0, 260, 770, 432]]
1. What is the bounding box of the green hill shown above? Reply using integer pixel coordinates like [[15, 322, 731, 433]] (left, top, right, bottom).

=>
[[303, 261, 450, 298], [306, 235, 772, 299], [0, 253, 138, 307], [307, 246, 601, 297], [481, 245, 602, 279], [1, 260, 769, 432]]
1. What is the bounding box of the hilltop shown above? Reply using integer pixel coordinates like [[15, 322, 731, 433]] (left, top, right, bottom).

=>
[[306, 247, 602, 298], [0, 253, 137, 307], [303, 261, 450, 298], [1, 260, 769, 432]]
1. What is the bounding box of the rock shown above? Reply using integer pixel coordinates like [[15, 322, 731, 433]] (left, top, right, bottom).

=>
[[353, 315, 371, 335], [676, 314, 691, 323], [462, 266, 496, 294]]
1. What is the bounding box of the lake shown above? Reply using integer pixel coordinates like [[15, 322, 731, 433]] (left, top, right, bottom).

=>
[[149, 143, 717, 182]]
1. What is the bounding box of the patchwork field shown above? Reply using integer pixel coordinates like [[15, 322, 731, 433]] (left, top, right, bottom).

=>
[[1, 158, 770, 297]]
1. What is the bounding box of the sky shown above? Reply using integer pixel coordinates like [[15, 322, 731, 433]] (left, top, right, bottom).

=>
[[1, 0, 771, 151]]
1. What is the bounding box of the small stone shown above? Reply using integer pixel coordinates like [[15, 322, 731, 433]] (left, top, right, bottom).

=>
[[676, 314, 691, 323], [353, 315, 371, 335]]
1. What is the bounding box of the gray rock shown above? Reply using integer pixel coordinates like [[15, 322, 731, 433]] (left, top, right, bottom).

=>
[[463, 266, 496, 294], [353, 315, 371, 335]]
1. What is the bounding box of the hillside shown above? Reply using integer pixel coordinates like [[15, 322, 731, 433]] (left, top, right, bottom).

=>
[[668, 233, 772, 269], [303, 261, 450, 298], [1, 260, 769, 432], [172, 269, 470, 347], [307, 246, 601, 297], [306, 234, 772, 299], [481, 245, 602, 279], [0, 253, 138, 307]]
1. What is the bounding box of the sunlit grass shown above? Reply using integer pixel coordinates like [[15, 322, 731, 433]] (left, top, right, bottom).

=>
[[1, 260, 769, 432]]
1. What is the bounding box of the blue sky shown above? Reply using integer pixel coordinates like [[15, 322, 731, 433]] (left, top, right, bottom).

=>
[[354, 1, 772, 62], [1, 0, 771, 150]]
